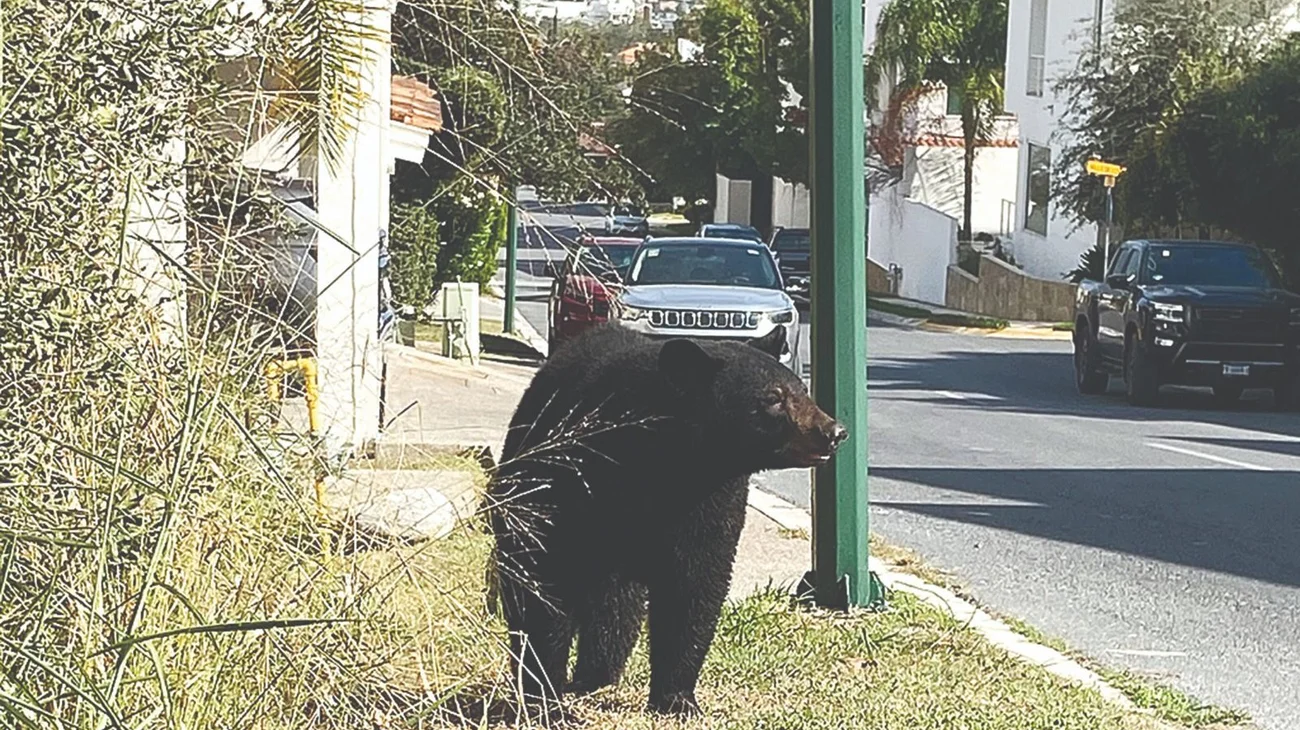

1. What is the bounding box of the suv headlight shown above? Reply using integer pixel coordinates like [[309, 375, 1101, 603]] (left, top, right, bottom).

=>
[[1153, 302, 1185, 323], [618, 305, 648, 322], [1290, 307, 1300, 326], [764, 308, 796, 325]]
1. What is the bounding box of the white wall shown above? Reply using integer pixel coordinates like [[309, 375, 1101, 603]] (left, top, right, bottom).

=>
[[714, 174, 753, 225], [906, 139, 1018, 236], [772, 177, 810, 229], [867, 185, 958, 305], [1003, 0, 1103, 279]]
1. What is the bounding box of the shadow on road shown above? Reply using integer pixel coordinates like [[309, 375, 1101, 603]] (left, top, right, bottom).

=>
[[874, 466, 1300, 589], [869, 349, 1300, 441]]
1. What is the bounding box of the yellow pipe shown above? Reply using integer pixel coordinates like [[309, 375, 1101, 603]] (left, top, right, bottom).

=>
[[265, 357, 327, 532]]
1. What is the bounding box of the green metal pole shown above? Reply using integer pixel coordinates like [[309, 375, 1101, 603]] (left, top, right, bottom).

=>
[[504, 187, 518, 334], [806, 0, 879, 609]]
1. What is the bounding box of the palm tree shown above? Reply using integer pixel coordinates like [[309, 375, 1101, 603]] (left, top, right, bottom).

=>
[[865, 0, 1008, 240]]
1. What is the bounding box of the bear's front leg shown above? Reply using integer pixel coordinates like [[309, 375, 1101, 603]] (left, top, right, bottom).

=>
[[502, 583, 576, 705], [645, 479, 749, 715], [569, 573, 649, 695]]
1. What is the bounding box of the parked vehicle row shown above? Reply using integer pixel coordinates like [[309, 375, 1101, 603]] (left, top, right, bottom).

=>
[[546, 232, 801, 372], [1073, 238, 1300, 409]]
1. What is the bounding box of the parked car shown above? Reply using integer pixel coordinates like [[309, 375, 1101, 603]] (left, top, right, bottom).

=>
[[546, 236, 642, 352], [611, 237, 800, 371], [698, 223, 764, 243], [608, 203, 650, 236], [1073, 238, 1300, 408], [769, 227, 810, 301]]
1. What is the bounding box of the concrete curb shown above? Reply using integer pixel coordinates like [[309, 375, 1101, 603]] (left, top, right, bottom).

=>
[[488, 283, 549, 359], [745, 487, 1140, 713]]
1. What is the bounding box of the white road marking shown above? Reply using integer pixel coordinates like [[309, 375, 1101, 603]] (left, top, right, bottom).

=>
[[1106, 649, 1189, 658], [1145, 442, 1274, 471]]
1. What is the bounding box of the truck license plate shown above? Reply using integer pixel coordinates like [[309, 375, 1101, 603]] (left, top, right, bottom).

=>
[[1223, 364, 1250, 377]]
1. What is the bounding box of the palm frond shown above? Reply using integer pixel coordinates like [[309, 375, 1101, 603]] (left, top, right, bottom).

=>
[[267, 0, 386, 174]]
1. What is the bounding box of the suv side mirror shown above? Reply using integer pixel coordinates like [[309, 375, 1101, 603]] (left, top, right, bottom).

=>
[[1106, 273, 1134, 289]]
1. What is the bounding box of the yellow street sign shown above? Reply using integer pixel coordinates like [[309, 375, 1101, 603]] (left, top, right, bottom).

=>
[[1086, 159, 1125, 178]]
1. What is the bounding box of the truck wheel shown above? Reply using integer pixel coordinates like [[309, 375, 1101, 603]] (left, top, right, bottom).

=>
[[1213, 385, 1244, 404], [1074, 326, 1108, 395], [1125, 337, 1161, 407]]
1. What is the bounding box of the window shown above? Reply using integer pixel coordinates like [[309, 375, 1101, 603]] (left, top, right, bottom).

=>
[[1024, 143, 1051, 236], [1027, 0, 1048, 97], [629, 243, 781, 289], [946, 85, 964, 116], [1107, 247, 1132, 278]]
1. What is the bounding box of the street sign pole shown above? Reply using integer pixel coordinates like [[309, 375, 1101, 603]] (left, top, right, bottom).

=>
[[1086, 159, 1125, 270], [1104, 180, 1114, 268], [504, 186, 518, 335], [803, 0, 880, 610]]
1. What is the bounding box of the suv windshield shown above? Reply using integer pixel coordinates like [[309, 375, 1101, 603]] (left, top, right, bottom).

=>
[[772, 229, 810, 252], [575, 244, 636, 280], [629, 243, 781, 289], [1143, 244, 1281, 288]]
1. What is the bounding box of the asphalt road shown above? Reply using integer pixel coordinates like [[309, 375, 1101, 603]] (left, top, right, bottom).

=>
[[511, 290, 1300, 728]]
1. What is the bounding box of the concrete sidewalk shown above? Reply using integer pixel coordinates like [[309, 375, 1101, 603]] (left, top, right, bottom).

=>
[[372, 344, 809, 600]]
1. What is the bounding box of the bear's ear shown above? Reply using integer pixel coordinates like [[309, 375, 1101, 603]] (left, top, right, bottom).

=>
[[659, 338, 722, 390], [748, 325, 786, 360]]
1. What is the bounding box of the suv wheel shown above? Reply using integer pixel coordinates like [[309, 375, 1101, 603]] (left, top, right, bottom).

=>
[[1125, 336, 1161, 407], [1074, 326, 1108, 395]]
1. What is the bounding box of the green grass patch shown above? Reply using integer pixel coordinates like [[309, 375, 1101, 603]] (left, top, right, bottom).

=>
[[1054, 321, 1076, 332], [927, 312, 1010, 330], [871, 535, 1251, 730], [411, 317, 505, 347], [867, 298, 1009, 330], [365, 530, 1173, 729], [867, 298, 933, 319]]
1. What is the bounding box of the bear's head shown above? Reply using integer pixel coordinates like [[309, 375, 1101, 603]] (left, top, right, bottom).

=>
[[657, 325, 848, 472]]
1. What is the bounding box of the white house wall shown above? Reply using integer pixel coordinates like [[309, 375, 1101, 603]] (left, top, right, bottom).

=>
[[906, 144, 1018, 236], [867, 186, 958, 305], [1004, 0, 1104, 279]]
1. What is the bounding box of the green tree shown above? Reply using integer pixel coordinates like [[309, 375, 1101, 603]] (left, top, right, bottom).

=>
[[1052, 0, 1270, 239], [865, 0, 1007, 239], [393, 0, 633, 200], [389, 203, 441, 308], [604, 0, 809, 227]]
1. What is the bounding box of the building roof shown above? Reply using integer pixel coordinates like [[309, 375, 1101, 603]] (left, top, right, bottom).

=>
[[391, 75, 442, 132]]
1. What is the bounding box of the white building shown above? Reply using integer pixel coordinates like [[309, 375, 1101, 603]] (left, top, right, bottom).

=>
[[1002, 0, 1104, 279], [1003, 0, 1300, 279]]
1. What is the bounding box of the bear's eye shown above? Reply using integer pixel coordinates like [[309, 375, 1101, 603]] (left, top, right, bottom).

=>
[[760, 390, 785, 413]]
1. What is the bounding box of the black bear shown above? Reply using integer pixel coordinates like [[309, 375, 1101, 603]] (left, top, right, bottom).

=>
[[486, 322, 846, 715]]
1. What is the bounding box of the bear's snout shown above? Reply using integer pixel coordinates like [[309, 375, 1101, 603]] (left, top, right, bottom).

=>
[[778, 400, 848, 468]]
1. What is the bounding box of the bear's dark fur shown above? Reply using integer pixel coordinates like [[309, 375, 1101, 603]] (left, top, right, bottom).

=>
[[485, 323, 846, 715]]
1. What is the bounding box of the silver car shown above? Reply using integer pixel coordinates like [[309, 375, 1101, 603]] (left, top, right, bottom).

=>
[[612, 237, 801, 370]]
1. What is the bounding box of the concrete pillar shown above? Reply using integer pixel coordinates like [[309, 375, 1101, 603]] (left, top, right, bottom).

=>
[[315, 0, 392, 457]]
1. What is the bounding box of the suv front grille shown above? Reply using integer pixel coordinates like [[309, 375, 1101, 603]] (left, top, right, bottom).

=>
[[647, 309, 760, 330]]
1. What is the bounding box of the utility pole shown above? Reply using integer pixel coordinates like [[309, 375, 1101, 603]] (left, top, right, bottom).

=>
[[804, 0, 881, 610]]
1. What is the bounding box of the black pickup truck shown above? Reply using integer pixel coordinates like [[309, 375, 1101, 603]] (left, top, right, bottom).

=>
[[1073, 239, 1300, 408]]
